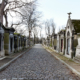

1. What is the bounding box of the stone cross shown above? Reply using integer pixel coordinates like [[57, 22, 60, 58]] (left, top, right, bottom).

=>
[[67, 12, 72, 19]]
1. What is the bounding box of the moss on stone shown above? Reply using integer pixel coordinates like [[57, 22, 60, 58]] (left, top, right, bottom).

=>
[[72, 20, 80, 33], [4, 33, 9, 49], [14, 33, 20, 35], [54, 39, 57, 46], [4, 33, 9, 44], [4, 33, 9, 55], [73, 39, 78, 47]]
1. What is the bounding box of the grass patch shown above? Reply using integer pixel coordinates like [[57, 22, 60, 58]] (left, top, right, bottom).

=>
[[44, 45, 78, 65]]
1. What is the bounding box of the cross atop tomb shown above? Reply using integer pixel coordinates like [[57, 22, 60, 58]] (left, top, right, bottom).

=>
[[67, 12, 72, 19]]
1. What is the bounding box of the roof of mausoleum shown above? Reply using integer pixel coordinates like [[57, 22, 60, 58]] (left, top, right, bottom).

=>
[[0, 22, 15, 32], [71, 19, 80, 33], [14, 33, 20, 35], [58, 29, 65, 34]]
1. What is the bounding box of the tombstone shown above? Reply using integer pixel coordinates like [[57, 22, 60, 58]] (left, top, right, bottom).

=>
[[4, 27, 15, 55], [76, 37, 80, 57], [0, 23, 5, 57]]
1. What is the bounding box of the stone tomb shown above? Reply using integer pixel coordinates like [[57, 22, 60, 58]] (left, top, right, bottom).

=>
[[0, 23, 5, 57], [4, 27, 15, 55], [21, 36, 26, 49], [58, 30, 65, 54], [14, 33, 22, 52]]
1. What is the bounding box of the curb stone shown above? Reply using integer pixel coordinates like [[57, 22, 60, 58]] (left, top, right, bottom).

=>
[[44, 46, 80, 78], [0, 47, 32, 72]]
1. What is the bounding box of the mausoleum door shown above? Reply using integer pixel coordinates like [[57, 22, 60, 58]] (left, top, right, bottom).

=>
[[19, 39, 20, 47], [10, 37, 13, 52], [67, 38, 70, 54], [14, 37, 17, 49]]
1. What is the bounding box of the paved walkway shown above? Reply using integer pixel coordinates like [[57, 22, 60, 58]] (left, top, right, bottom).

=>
[[0, 49, 28, 67], [0, 44, 80, 80]]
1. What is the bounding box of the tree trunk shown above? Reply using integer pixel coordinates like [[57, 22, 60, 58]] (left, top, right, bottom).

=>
[[0, 5, 3, 23], [34, 34, 35, 44], [4, 12, 8, 27], [0, 0, 5, 24], [29, 30, 31, 46]]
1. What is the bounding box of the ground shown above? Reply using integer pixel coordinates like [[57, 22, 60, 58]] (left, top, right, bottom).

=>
[[0, 44, 79, 80]]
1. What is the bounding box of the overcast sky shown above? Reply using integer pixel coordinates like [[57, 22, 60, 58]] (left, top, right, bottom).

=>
[[37, 0, 80, 35]]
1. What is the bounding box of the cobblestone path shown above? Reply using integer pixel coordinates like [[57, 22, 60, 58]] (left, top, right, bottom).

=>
[[0, 44, 79, 80]]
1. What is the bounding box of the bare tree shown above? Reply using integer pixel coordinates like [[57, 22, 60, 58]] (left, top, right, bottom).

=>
[[21, 1, 42, 46], [45, 20, 50, 46], [45, 19, 55, 36], [45, 19, 55, 46], [0, 0, 36, 27], [50, 19, 55, 35], [0, 0, 42, 46], [0, 0, 7, 24]]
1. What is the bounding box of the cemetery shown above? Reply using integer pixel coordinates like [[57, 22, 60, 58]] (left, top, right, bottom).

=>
[[43, 13, 80, 59], [1, 0, 80, 79], [0, 22, 27, 57]]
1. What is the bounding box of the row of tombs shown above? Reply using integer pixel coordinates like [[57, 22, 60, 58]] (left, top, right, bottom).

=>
[[42, 13, 80, 59], [0, 22, 27, 57]]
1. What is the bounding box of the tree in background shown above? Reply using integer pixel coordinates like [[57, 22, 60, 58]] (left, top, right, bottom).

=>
[[0, 0, 37, 28], [19, 0, 42, 46], [45, 19, 55, 46], [50, 19, 55, 36]]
